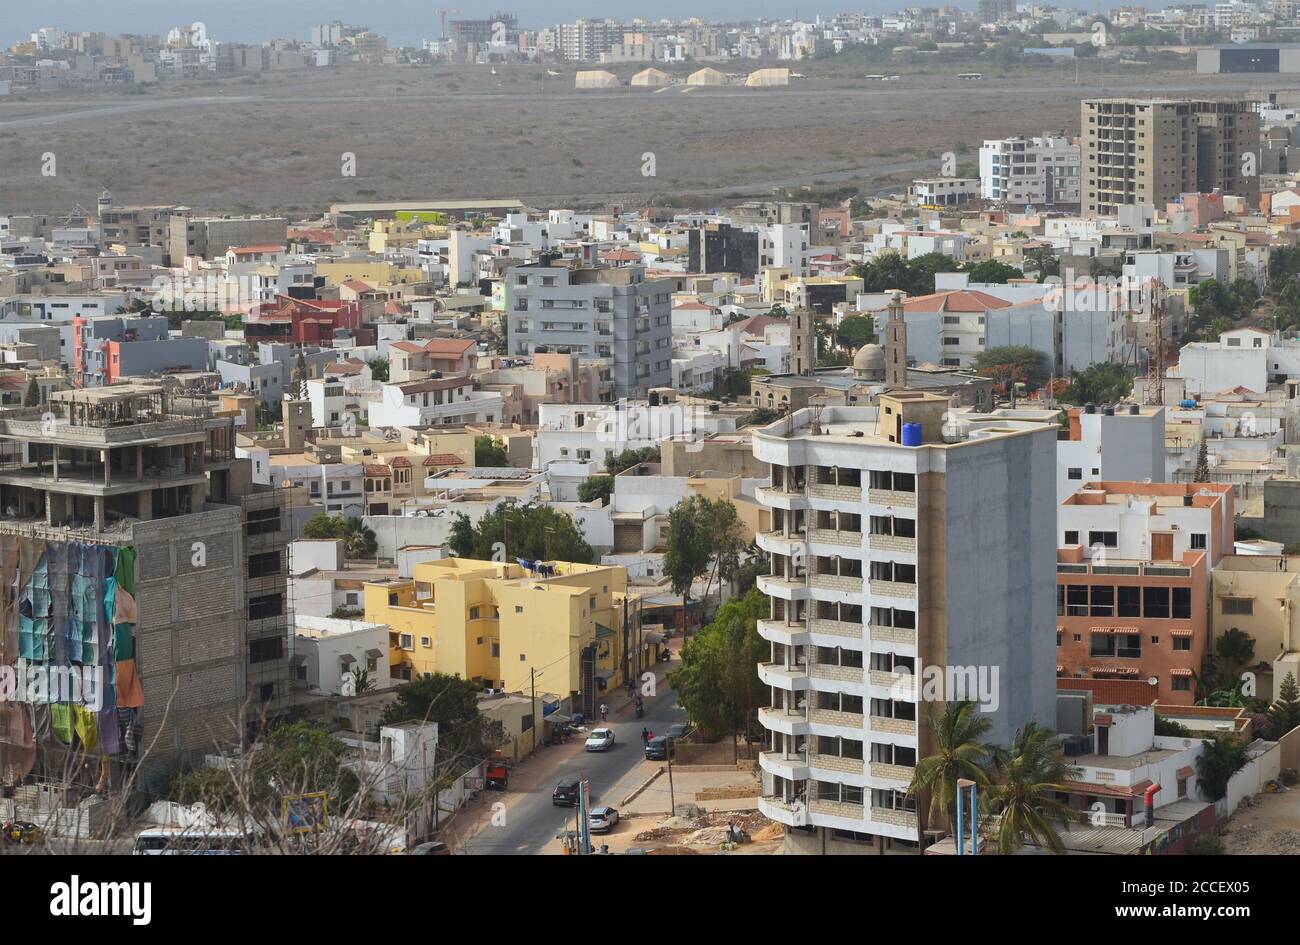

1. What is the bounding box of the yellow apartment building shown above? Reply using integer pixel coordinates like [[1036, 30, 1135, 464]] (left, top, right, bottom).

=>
[[1212, 554, 1300, 701], [365, 558, 641, 715]]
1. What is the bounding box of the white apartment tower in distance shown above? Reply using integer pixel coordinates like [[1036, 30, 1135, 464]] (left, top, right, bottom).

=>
[[752, 392, 1058, 855], [979, 134, 1082, 208]]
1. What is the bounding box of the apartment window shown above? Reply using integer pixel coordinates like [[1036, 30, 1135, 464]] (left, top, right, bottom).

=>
[[248, 593, 283, 621], [420, 636, 431, 648], [1088, 531, 1118, 549], [1172, 676, 1191, 692], [1117, 633, 1142, 659], [1190, 533, 1207, 551], [1173, 635, 1191, 651], [1172, 587, 1192, 620], [400, 634, 414, 650], [245, 506, 282, 536], [1090, 585, 1114, 617], [492, 642, 500, 657], [248, 551, 281, 578], [1118, 586, 1141, 618], [519, 653, 527, 661], [1064, 530, 1079, 545], [1144, 587, 1170, 619], [1090, 633, 1115, 657], [515, 605, 524, 614], [249, 637, 283, 663], [1222, 597, 1253, 616], [1066, 585, 1089, 617], [1067, 467, 1082, 481], [470, 606, 481, 620]]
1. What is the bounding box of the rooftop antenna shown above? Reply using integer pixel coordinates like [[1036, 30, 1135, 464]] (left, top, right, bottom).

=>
[[1143, 280, 1167, 406]]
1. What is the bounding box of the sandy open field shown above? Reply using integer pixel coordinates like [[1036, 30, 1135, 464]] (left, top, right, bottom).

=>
[[0, 61, 1291, 215]]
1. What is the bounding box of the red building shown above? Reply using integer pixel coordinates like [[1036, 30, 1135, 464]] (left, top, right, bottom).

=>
[[245, 295, 362, 346]]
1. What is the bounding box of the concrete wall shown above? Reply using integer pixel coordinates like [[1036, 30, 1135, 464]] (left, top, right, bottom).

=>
[[941, 425, 1058, 746], [133, 505, 248, 781]]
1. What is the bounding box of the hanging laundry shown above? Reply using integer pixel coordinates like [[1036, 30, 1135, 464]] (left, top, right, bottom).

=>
[[50, 703, 73, 745], [114, 658, 144, 709], [72, 705, 98, 751]]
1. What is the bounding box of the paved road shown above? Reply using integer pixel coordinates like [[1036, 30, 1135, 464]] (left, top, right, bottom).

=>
[[460, 679, 685, 855]]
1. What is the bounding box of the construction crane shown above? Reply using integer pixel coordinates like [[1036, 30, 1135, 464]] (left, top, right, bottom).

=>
[[434, 8, 463, 40]]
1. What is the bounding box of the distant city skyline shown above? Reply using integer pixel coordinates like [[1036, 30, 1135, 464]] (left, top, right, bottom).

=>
[[4, 1, 975, 49]]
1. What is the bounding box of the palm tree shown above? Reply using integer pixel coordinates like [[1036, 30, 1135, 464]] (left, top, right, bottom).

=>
[[908, 701, 991, 833], [983, 721, 1082, 855]]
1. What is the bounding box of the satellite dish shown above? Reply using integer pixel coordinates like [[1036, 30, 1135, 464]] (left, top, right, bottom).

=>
[[1147, 676, 1159, 686]]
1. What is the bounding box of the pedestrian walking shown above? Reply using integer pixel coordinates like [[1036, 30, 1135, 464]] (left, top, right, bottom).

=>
[[641, 727, 650, 746]]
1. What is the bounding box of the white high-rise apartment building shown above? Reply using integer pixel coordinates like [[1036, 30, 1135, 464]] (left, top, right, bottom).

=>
[[753, 392, 1058, 855], [979, 134, 1082, 207]]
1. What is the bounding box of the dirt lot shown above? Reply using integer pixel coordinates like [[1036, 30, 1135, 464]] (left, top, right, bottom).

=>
[[1219, 785, 1300, 854], [548, 806, 782, 855], [0, 62, 1288, 214]]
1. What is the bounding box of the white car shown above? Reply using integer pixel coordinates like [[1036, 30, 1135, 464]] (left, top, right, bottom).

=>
[[585, 727, 615, 752], [589, 807, 620, 833]]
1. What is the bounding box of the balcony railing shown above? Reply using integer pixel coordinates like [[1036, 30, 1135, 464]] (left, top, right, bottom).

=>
[[811, 573, 864, 594], [809, 528, 861, 547], [869, 761, 915, 784], [868, 624, 916, 647], [868, 488, 916, 508], [810, 662, 864, 684], [810, 707, 865, 729], [871, 807, 918, 829], [809, 482, 862, 503], [809, 617, 861, 639], [811, 753, 865, 775], [870, 715, 917, 736]]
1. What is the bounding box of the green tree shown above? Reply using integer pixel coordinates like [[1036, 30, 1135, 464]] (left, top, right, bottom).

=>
[[908, 252, 963, 295], [663, 494, 716, 636], [668, 588, 768, 759], [973, 345, 1050, 391], [576, 474, 614, 505], [1195, 733, 1250, 802], [1155, 715, 1193, 737], [1214, 628, 1255, 686], [474, 435, 509, 467], [605, 446, 660, 475], [302, 513, 377, 559], [984, 721, 1082, 855], [741, 407, 780, 427], [963, 260, 1024, 284], [1061, 363, 1133, 406], [1189, 278, 1231, 323], [447, 501, 593, 563], [1264, 672, 1300, 740], [1195, 440, 1210, 481], [1229, 278, 1259, 316], [380, 673, 506, 765], [1025, 248, 1060, 280], [908, 701, 992, 833], [836, 314, 875, 351], [172, 720, 360, 814], [367, 357, 390, 383]]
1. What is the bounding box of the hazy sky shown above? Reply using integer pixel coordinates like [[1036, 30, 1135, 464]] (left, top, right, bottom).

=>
[[5, 1, 933, 48]]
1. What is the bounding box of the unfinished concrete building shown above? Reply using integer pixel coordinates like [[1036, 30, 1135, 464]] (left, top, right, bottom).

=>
[[0, 383, 291, 794], [1082, 98, 1261, 217]]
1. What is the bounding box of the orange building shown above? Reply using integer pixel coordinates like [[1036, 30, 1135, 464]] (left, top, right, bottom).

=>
[[1056, 482, 1234, 705]]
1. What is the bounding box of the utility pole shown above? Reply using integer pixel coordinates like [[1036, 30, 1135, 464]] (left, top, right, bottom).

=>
[[530, 667, 537, 753], [666, 736, 676, 815]]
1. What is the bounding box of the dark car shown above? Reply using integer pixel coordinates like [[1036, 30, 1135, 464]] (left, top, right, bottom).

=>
[[553, 779, 581, 806], [644, 736, 669, 761], [665, 723, 690, 742], [410, 840, 449, 855]]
